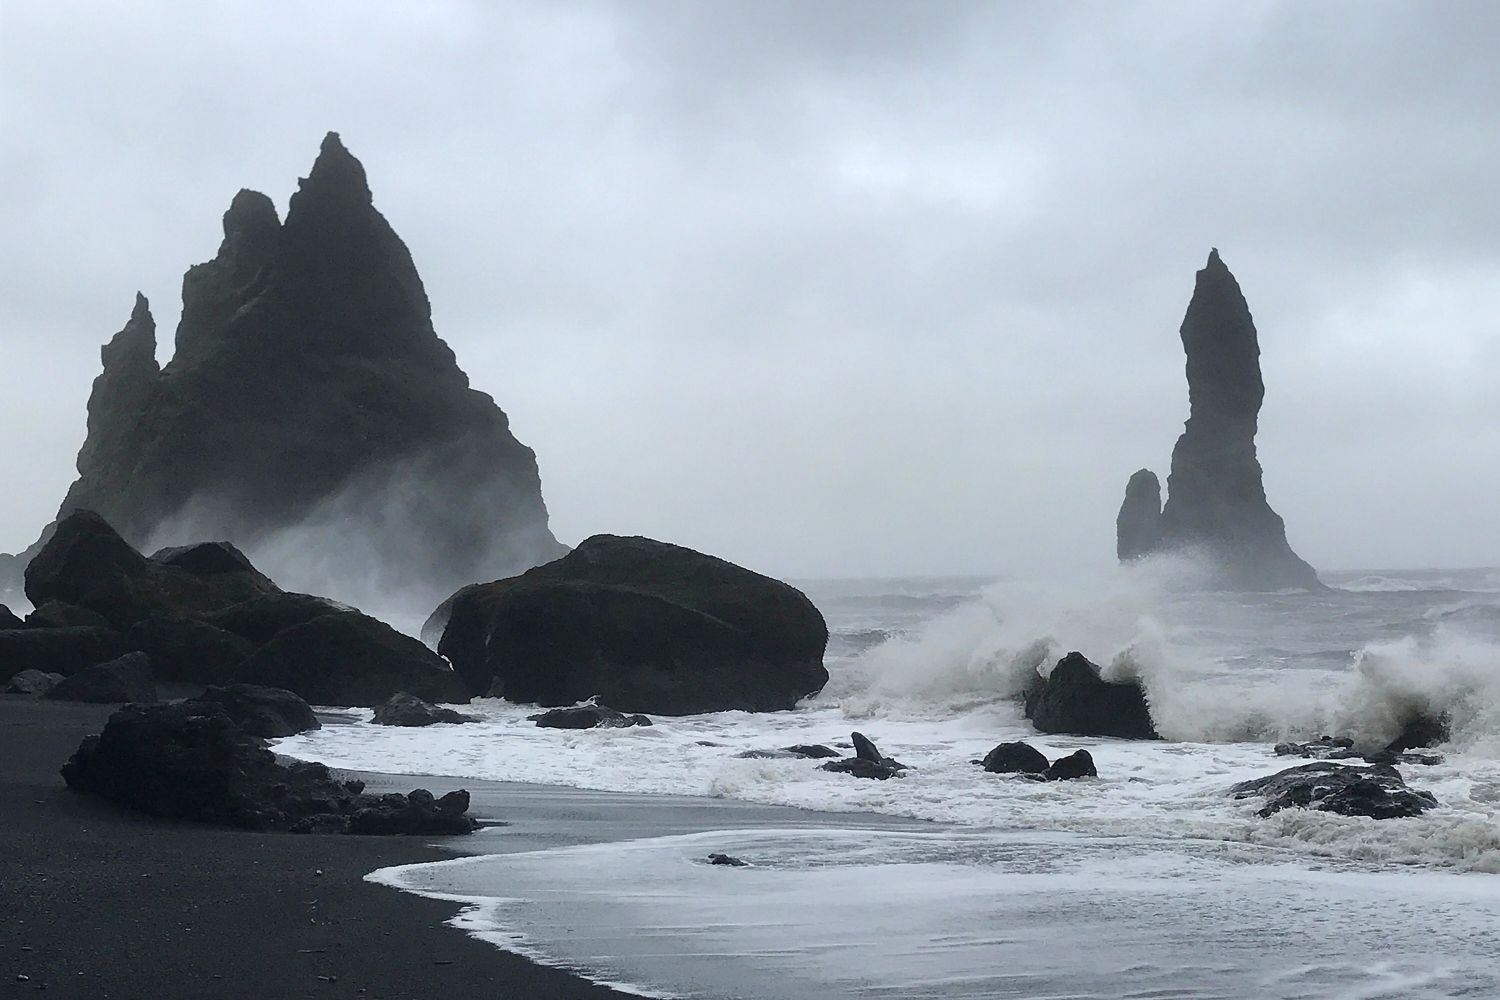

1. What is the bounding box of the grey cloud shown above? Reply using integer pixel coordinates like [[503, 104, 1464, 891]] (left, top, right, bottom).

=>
[[2, 0, 1497, 580]]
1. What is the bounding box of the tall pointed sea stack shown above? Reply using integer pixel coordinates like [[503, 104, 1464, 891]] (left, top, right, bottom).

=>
[[8, 133, 564, 602], [1116, 250, 1319, 590]]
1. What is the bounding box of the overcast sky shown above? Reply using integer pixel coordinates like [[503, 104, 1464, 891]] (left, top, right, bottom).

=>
[[2, 0, 1497, 579]]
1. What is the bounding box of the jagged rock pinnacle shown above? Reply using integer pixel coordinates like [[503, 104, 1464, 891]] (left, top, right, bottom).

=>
[[101, 294, 158, 373], [294, 130, 371, 207], [1116, 251, 1320, 590], [11, 134, 565, 604]]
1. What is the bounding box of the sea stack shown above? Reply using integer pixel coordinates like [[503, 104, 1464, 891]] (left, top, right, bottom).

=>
[[1117, 250, 1320, 590], [5, 133, 564, 601]]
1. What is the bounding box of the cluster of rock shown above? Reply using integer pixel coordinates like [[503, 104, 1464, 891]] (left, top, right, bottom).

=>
[[529, 700, 653, 729], [1, 510, 468, 708], [1116, 250, 1321, 591], [62, 700, 475, 834], [1228, 761, 1437, 820], [2, 133, 563, 605], [429, 534, 829, 714], [979, 742, 1097, 781], [371, 692, 478, 727], [819, 732, 909, 780]]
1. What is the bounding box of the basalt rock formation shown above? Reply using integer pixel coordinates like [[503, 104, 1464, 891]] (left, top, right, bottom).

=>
[[5, 133, 563, 602], [1024, 651, 1158, 740], [430, 534, 830, 714], [9, 509, 469, 706], [61, 701, 476, 834], [1228, 761, 1436, 820], [1117, 250, 1320, 590]]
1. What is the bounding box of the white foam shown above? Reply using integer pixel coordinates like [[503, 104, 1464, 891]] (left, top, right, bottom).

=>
[[369, 827, 1500, 999]]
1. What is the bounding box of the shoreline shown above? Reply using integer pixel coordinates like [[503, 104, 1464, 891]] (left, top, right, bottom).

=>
[[0, 697, 632, 1000], [1, 698, 933, 1000]]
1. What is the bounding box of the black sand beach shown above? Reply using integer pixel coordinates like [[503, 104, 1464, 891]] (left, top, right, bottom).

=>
[[0, 697, 629, 1000]]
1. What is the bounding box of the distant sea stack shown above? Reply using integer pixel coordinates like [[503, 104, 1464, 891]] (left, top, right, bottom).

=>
[[1117, 250, 1320, 590], [6, 133, 564, 602]]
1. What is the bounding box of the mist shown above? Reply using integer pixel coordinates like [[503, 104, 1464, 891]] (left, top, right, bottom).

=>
[[3, 1, 1497, 581]]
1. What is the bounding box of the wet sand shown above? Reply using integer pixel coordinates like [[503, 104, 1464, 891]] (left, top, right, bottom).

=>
[[1, 698, 931, 1000], [0, 698, 630, 1000]]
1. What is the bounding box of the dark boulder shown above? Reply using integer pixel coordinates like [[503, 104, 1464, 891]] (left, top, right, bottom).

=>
[[187, 684, 320, 738], [236, 610, 469, 707], [0, 626, 131, 684], [9, 133, 563, 604], [1383, 713, 1450, 753], [981, 741, 1050, 775], [25, 601, 111, 629], [1229, 761, 1437, 820], [528, 701, 652, 729], [1114, 250, 1321, 590], [43, 652, 157, 704], [150, 541, 265, 579], [204, 592, 349, 645], [6, 669, 64, 696], [23, 510, 279, 628], [1026, 652, 1158, 740], [1043, 749, 1098, 781], [0, 603, 22, 629], [60, 701, 475, 834], [373, 692, 479, 727], [126, 617, 254, 684], [821, 731, 907, 780], [433, 534, 829, 714], [707, 853, 748, 867]]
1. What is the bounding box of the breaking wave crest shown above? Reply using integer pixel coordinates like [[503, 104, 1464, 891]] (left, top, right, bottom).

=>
[[822, 557, 1500, 757]]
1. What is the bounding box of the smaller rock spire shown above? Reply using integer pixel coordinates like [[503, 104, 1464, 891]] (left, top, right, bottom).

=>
[[100, 294, 158, 374], [292, 131, 371, 208]]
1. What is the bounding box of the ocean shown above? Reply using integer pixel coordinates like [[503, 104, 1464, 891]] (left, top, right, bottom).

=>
[[276, 559, 1500, 999]]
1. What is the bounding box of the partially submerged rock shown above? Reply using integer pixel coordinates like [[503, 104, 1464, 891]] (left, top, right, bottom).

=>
[[782, 743, 840, 759], [1043, 749, 1097, 781], [735, 743, 841, 760], [529, 701, 652, 729], [981, 741, 1050, 775], [979, 741, 1098, 781], [1276, 728, 1446, 767], [1383, 713, 1450, 753], [1025, 652, 1158, 740], [1229, 761, 1437, 820], [43, 652, 157, 704], [821, 731, 907, 780], [61, 701, 476, 834], [187, 683, 320, 738], [434, 534, 829, 714], [5, 669, 64, 696], [1274, 736, 1362, 760], [373, 692, 478, 727], [707, 853, 749, 867]]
